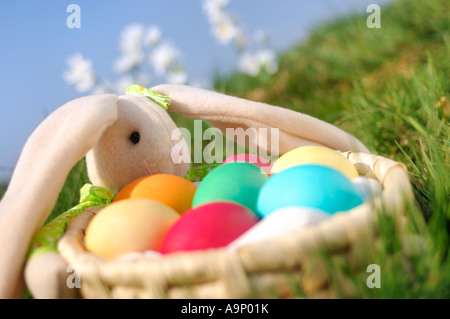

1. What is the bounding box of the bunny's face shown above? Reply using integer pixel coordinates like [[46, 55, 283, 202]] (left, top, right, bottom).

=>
[[85, 95, 190, 193]]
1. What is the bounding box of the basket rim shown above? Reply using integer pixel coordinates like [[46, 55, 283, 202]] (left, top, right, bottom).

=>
[[57, 151, 414, 298]]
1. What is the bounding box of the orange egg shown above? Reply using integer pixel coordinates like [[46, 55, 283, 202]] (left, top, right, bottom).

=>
[[113, 174, 197, 214]]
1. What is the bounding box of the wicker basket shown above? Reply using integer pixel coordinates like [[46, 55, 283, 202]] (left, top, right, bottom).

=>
[[57, 151, 415, 299]]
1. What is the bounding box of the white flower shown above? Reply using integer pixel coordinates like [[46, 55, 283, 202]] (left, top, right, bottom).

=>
[[238, 52, 261, 76], [149, 42, 180, 75], [113, 51, 145, 74], [144, 25, 161, 47], [63, 53, 96, 93], [203, 0, 247, 49], [257, 49, 278, 74], [114, 24, 146, 73], [212, 18, 239, 45], [113, 55, 134, 74], [119, 23, 145, 54], [232, 26, 247, 50], [202, 0, 230, 23], [238, 49, 278, 76], [113, 75, 134, 95], [166, 69, 188, 85]]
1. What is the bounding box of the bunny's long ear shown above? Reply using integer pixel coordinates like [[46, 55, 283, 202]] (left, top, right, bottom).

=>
[[0, 94, 118, 298], [151, 84, 370, 155]]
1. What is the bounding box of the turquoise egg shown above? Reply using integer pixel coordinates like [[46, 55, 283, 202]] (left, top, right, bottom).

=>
[[192, 162, 268, 214], [256, 164, 363, 217]]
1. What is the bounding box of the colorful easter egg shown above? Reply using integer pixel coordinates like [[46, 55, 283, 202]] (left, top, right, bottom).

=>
[[257, 165, 363, 217], [192, 162, 268, 213], [228, 207, 331, 249], [160, 201, 259, 254], [352, 176, 382, 202], [85, 199, 179, 258], [223, 153, 273, 175], [270, 145, 359, 179], [113, 174, 197, 214]]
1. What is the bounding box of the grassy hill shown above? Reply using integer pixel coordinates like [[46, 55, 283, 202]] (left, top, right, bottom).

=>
[[216, 0, 449, 151], [212, 0, 449, 298], [2, 0, 448, 298]]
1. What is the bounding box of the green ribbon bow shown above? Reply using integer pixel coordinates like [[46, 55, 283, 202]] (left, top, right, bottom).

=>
[[26, 164, 219, 259], [126, 84, 171, 110], [27, 184, 114, 259]]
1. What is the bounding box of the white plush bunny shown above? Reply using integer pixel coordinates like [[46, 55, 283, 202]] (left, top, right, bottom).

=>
[[0, 84, 369, 298]]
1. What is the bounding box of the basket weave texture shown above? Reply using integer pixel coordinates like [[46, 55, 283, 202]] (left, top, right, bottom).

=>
[[58, 151, 414, 299]]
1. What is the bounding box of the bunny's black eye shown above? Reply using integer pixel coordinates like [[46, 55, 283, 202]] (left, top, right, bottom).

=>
[[130, 131, 141, 145]]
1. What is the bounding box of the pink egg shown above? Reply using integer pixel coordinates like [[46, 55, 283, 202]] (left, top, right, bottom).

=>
[[160, 202, 259, 254], [223, 153, 273, 175]]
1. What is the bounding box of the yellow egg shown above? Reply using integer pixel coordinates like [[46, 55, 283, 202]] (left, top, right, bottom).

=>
[[270, 145, 359, 179], [85, 199, 179, 259]]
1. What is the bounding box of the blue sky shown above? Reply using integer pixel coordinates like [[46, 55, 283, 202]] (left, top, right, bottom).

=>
[[0, 0, 391, 182]]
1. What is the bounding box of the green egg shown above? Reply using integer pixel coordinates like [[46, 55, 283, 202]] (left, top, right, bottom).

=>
[[192, 162, 268, 214]]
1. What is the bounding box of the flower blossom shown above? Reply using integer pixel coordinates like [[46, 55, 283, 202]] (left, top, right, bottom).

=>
[[119, 23, 145, 54], [144, 25, 162, 47], [166, 69, 188, 85], [149, 42, 181, 76], [202, 0, 230, 24], [113, 23, 146, 74], [63, 53, 96, 92], [238, 49, 278, 76], [238, 52, 261, 76], [257, 49, 278, 74]]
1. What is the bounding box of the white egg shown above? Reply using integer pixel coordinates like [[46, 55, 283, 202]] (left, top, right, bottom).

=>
[[193, 181, 202, 187], [228, 207, 331, 250], [352, 176, 382, 202]]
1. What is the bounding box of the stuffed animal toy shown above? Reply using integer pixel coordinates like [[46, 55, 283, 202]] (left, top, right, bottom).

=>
[[0, 84, 369, 299]]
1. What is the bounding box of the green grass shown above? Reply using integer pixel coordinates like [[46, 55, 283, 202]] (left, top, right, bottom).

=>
[[45, 159, 90, 224], [0, 182, 6, 201], [1, 0, 448, 298], [214, 0, 449, 298]]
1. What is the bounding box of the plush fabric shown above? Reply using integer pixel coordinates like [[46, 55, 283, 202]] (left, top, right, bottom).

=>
[[0, 94, 118, 298], [152, 84, 370, 154], [0, 85, 369, 299], [86, 95, 190, 194]]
